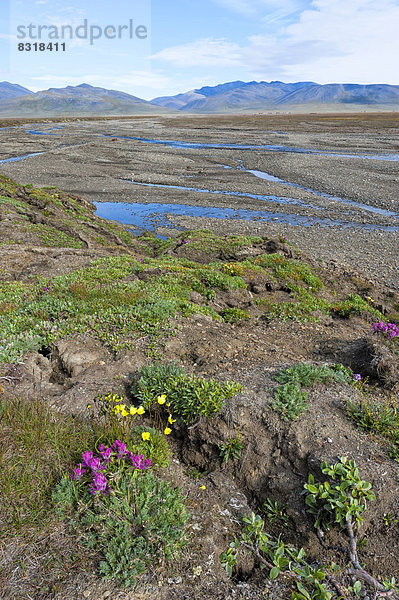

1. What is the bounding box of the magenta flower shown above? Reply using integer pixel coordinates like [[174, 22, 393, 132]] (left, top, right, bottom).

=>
[[82, 451, 94, 466], [372, 321, 399, 339], [128, 453, 152, 470], [89, 472, 110, 495], [87, 457, 106, 472], [71, 463, 86, 480], [99, 445, 112, 462], [112, 440, 128, 457]]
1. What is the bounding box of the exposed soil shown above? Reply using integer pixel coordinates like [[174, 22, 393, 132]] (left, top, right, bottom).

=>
[[0, 115, 399, 600]]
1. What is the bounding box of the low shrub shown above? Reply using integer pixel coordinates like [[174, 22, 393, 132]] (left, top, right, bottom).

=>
[[131, 363, 242, 424], [221, 307, 250, 323], [222, 458, 398, 599]]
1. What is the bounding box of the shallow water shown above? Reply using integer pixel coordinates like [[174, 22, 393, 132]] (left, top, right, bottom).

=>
[[122, 178, 318, 210], [103, 134, 399, 162], [94, 200, 399, 233], [17, 127, 399, 161], [0, 152, 44, 164], [244, 168, 399, 219]]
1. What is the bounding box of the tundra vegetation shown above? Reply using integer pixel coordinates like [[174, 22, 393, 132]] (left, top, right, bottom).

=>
[[0, 174, 398, 599]]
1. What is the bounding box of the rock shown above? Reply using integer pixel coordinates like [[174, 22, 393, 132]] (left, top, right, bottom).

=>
[[189, 291, 204, 304], [53, 339, 107, 379]]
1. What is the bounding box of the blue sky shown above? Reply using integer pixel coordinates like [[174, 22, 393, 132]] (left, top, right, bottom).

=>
[[1, 0, 398, 99]]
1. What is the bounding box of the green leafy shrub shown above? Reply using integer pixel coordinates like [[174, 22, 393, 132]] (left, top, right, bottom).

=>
[[331, 294, 382, 319], [304, 457, 375, 530], [272, 383, 308, 421], [254, 254, 323, 291], [221, 307, 250, 323], [263, 498, 288, 525], [131, 363, 242, 424], [221, 513, 334, 600], [54, 463, 188, 586]]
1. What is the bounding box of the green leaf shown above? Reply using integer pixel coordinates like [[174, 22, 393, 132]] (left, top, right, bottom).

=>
[[353, 580, 362, 596], [269, 566, 280, 580]]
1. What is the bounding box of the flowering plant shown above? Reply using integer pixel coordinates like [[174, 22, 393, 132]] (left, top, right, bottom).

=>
[[54, 441, 187, 586], [71, 440, 152, 495], [372, 321, 399, 339]]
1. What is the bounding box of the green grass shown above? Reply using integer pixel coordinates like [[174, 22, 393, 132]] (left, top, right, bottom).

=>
[[130, 362, 242, 424], [0, 395, 97, 533], [346, 396, 399, 460]]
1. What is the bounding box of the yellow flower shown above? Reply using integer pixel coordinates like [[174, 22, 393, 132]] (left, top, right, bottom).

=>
[[168, 415, 176, 424], [142, 432, 150, 441], [121, 409, 129, 417], [200, 485, 206, 490], [157, 395, 167, 405], [137, 406, 145, 415], [164, 427, 172, 435], [130, 407, 137, 415], [113, 404, 122, 414]]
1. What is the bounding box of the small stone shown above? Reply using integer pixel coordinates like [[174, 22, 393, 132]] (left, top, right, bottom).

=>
[[327, 437, 333, 443], [175, 576, 183, 584], [102, 593, 111, 599], [83, 592, 91, 599]]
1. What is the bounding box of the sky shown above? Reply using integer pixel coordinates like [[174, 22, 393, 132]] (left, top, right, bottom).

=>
[[0, 0, 398, 100]]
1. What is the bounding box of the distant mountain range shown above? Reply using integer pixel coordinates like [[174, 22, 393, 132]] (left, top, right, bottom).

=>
[[0, 82, 32, 102], [1, 80, 398, 117], [152, 80, 399, 112], [0, 82, 171, 117]]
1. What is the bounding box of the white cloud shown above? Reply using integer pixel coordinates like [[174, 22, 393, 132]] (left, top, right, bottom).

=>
[[152, 39, 243, 67], [212, 0, 303, 17], [153, 0, 399, 84]]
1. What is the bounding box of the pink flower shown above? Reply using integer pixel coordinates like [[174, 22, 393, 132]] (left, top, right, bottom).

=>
[[71, 463, 86, 480], [82, 451, 94, 466], [89, 472, 110, 495]]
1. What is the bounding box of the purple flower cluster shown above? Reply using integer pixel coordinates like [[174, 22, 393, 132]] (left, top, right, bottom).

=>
[[71, 440, 152, 495], [353, 374, 362, 382], [372, 321, 399, 339]]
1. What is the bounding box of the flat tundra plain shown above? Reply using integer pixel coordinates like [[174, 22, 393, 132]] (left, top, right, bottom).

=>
[[0, 113, 398, 289]]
